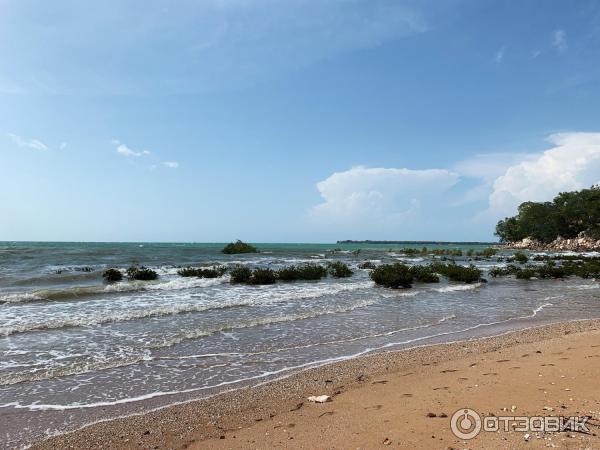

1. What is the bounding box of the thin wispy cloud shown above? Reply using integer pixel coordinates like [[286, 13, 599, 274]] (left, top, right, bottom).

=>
[[111, 139, 150, 157], [552, 29, 567, 52], [59, 142, 68, 150], [495, 46, 506, 63], [8, 133, 48, 151], [0, 0, 431, 95], [531, 49, 541, 58], [111, 139, 179, 169]]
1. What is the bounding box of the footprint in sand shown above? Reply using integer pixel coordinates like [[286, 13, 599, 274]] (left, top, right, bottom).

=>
[[541, 363, 555, 367], [509, 367, 521, 370], [483, 372, 498, 376], [372, 380, 388, 385], [497, 359, 511, 363], [402, 393, 413, 397], [318, 411, 335, 418], [440, 369, 458, 373]]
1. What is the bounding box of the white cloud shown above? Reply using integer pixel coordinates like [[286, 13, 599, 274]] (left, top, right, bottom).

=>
[[451, 152, 539, 206], [312, 166, 459, 223], [162, 161, 179, 169], [59, 142, 68, 150], [454, 152, 538, 183], [532, 49, 541, 58], [552, 29, 567, 53], [495, 46, 506, 63], [7, 133, 48, 151], [488, 132, 600, 217], [112, 139, 150, 157]]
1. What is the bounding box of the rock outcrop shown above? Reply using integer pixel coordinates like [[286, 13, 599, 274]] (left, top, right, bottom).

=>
[[503, 234, 600, 252]]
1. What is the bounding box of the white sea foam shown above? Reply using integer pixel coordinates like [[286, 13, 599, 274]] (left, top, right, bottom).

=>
[[0, 280, 374, 336], [433, 283, 482, 293], [157, 314, 458, 360], [0, 303, 554, 412], [0, 350, 153, 386], [146, 296, 379, 348], [0, 292, 44, 303], [0, 276, 229, 304]]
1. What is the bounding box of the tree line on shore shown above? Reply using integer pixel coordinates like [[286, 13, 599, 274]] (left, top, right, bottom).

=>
[[495, 186, 600, 243]]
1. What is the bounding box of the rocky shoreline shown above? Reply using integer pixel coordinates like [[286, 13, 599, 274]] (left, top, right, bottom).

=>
[[502, 235, 600, 252]]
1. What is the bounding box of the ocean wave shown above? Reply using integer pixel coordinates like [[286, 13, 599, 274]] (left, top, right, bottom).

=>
[[10, 270, 102, 287], [1, 310, 453, 384], [0, 350, 153, 386], [147, 296, 379, 348], [0, 276, 228, 304], [0, 280, 374, 336], [0, 304, 554, 412], [158, 314, 458, 360]]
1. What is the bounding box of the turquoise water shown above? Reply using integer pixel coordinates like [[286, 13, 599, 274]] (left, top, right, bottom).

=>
[[0, 241, 598, 448]]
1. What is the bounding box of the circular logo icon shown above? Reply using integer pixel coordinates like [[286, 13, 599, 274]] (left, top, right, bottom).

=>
[[451, 408, 482, 440]]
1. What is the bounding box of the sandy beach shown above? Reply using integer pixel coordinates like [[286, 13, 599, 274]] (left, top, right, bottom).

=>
[[30, 319, 600, 449]]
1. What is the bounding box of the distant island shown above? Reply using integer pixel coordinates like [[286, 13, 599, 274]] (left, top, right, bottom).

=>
[[496, 185, 600, 251], [337, 240, 497, 245]]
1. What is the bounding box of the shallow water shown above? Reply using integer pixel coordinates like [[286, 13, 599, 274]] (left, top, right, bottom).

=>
[[0, 242, 599, 448]]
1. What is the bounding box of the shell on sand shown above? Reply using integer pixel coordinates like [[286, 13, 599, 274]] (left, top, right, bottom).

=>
[[307, 395, 331, 403]]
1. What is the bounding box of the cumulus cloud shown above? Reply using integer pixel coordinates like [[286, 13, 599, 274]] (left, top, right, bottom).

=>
[[312, 166, 459, 223], [454, 152, 539, 183], [162, 161, 179, 169], [8, 133, 48, 151], [112, 139, 150, 157], [552, 29, 567, 52], [488, 132, 600, 217]]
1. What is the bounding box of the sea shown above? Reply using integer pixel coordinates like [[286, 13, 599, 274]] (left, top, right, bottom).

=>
[[1, 241, 599, 448]]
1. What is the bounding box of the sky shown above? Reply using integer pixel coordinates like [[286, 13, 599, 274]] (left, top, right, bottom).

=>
[[1, 0, 600, 243]]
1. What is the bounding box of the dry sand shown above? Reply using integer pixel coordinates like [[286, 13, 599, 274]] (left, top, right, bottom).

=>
[[32, 320, 600, 449]]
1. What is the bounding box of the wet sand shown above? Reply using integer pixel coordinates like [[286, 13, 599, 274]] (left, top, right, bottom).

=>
[[31, 319, 600, 449]]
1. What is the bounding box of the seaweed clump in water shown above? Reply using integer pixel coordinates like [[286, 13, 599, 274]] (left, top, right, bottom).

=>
[[327, 261, 353, 278], [102, 268, 123, 282], [222, 240, 258, 254], [370, 263, 413, 289], [177, 266, 227, 278], [126, 266, 158, 281]]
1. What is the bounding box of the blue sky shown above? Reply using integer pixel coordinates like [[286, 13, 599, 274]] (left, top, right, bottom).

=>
[[2, 0, 600, 242]]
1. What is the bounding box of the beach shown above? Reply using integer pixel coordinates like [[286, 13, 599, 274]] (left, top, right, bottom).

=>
[[31, 319, 600, 449], [2, 242, 600, 448]]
